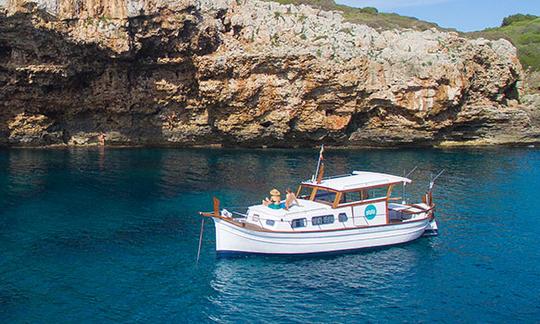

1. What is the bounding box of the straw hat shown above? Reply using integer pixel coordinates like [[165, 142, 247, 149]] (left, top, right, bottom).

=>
[[270, 189, 281, 196]]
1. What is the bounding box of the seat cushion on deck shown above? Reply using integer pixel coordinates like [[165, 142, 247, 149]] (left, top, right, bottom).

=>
[[268, 203, 285, 210]]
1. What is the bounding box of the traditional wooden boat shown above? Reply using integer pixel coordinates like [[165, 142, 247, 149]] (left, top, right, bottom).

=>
[[198, 147, 440, 256]]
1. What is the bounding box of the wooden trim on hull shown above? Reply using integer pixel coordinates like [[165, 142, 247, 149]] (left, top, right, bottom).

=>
[[200, 202, 434, 235], [208, 212, 433, 234]]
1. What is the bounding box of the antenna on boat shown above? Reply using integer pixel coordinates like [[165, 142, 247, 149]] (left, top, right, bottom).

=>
[[405, 166, 418, 179], [402, 166, 418, 204], [430, 169, 445, 191], [425, 169, 445, 206], [313, 144, 325, 184]]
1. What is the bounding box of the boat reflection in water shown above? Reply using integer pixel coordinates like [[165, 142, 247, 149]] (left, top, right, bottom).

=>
[[208, 246, 424, 322]]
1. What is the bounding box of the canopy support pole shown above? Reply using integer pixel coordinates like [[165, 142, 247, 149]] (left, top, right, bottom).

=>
[[314, 144, 325, 184], [402, 166, 418, 204]]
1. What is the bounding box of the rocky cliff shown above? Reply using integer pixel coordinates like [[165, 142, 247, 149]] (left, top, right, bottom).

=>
[[0, 0, 538, 147]]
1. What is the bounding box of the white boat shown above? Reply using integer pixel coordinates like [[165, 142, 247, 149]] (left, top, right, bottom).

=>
[[198, 147, 440, 256]]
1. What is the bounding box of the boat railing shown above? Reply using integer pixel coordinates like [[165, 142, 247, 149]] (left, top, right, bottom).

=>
[[232, 211, 248, 218], [221, 208, 430, 231], [221, 205, 248, 213], [254, 211, 390, 228], [388, 203, 435, 215], [219, 203, 431, 228], [283, 207, 329, 217], [243, 209, 333, 226]]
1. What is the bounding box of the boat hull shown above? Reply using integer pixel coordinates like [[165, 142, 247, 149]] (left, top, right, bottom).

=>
[[214, 218, 432, 256]]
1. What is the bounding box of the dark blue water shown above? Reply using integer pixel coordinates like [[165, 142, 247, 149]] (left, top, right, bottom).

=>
[[1, 147, 539, 322]]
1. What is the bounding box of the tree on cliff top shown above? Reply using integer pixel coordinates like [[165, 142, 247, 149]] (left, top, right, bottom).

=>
[[502, 14, 538, 27]]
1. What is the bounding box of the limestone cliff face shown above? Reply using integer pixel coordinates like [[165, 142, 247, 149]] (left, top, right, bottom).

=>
[[6, 0, 126, 18], [0, 0, 538, 147]]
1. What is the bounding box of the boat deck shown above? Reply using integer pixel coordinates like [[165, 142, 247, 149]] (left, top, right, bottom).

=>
[[248, 199, 331, 219], [224, 214, 429, 233]]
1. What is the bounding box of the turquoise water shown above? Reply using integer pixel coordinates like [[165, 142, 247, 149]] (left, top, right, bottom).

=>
[[0, 147, 539, 322]]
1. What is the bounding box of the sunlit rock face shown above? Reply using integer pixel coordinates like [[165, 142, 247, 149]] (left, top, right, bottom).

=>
[[0, 0, 538, 147]]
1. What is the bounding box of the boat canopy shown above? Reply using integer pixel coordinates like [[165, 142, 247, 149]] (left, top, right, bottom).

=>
[[302, 171, 412, 192]]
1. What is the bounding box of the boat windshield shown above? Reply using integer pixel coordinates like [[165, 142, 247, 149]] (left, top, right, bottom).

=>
[[313, 189, 337, 204], [296, 185, 313, 199], [296, 185, 337, 205], [297, 184, 392, 206], [339, 187, 388, 204]]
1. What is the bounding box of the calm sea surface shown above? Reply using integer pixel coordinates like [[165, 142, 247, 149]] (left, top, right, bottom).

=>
[[0, 147, 539, 323]]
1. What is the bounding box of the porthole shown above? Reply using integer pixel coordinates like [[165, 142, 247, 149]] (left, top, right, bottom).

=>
[[291, 218, 307, 229], [312, 215, 334, 226]]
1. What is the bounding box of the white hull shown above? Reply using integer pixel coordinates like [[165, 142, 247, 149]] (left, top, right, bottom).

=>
[[214, 218, 432, 255]]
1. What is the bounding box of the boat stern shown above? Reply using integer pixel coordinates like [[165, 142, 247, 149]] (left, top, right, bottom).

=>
[[423, 218, 439, 236]]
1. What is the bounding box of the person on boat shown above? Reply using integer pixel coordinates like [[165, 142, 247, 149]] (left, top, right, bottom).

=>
[[284, 188, 299, 210], [98, 133, 105, 146], [263, 189, 283, 209]]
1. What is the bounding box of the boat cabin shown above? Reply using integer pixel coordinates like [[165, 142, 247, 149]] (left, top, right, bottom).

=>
[[242, 171, 428, 232]]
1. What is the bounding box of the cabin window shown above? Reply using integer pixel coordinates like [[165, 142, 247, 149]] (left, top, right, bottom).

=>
[[339, 186, 389, 205], [297, 186, 314, 199], [339, 191, 360, 204], [364, 187, 388, 200], [266, 220, 275, 226], [314, 190, 337, 204], [338, 213, 348, 222], [312, 215, 334, 226], [291, 218, 307, 229]]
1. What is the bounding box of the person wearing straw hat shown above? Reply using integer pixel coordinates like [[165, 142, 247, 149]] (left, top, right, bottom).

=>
[[262, 188, 283, 209]]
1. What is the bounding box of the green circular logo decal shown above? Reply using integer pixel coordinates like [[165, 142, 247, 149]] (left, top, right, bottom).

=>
[[365, 204, 377, 220]]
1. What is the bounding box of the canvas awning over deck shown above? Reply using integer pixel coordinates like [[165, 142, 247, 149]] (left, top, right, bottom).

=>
[[302, 171, 411, 192]]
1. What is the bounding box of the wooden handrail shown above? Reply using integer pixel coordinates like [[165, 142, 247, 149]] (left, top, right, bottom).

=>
[[398, 205, 435, 215], [211, 213, 431, 234], [199, 212, 230, 221]]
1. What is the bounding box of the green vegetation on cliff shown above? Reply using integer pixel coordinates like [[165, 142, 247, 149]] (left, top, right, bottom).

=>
[[468, 14, 540, 71], [262, 0, 441, 30], [265, 1, 540, 74]]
